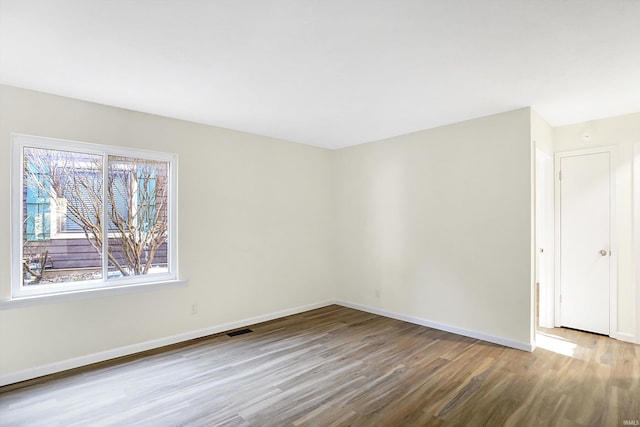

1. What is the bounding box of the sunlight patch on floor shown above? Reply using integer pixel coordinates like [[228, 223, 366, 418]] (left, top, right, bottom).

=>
[[536, 331, 578, 357]]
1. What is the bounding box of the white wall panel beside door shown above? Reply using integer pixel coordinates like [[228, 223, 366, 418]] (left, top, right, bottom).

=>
[[536, 149, 554, 328], [555, 148, 616, 336]]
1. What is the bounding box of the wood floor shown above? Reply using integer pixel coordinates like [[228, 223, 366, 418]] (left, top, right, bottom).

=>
[[1, 305, 638, 426]]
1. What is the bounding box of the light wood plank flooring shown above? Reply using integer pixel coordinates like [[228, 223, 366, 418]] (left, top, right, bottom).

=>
[[1, 305, 638, 426]]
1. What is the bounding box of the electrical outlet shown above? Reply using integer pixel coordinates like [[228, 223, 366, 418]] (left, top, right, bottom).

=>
[[375, 289, 381, 298], [190, 303, 198, 315]]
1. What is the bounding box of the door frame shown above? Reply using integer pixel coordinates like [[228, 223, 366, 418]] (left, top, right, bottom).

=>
[[634, 143, 640, 343], [536, 149, 554, 328], [554, 146, 618, 336]]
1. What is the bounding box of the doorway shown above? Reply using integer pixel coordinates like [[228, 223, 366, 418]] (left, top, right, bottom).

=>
[[555, 148, 615, 336]]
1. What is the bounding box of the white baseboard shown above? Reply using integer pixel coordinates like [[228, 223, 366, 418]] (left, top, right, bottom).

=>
[[0, 300, 334, 387], [612, 331, 639, 344], [335, 300, 534, 352]]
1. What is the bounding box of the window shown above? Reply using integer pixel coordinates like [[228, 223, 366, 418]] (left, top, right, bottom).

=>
[[12, 134, 178, 298]]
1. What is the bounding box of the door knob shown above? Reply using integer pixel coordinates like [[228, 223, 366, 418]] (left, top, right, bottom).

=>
[[599, 249, 608, 256]]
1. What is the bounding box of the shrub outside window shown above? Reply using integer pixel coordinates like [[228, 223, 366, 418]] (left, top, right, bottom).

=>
[[12, 134, 177, 298]]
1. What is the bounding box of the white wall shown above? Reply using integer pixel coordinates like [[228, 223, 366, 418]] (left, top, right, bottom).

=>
[[554, 113, 640, 342], [532, 111, 553, 154], [0, 85, 335, 381], [334, 108, 534, 349]]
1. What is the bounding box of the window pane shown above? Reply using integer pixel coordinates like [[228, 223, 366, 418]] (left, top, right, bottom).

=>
[[107, 156, 169, 278], [22, 147, 103, 286]]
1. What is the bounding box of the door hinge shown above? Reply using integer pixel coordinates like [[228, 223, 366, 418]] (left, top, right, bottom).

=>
[[559, 170, 562, 180], [560, 294, 562, 304]]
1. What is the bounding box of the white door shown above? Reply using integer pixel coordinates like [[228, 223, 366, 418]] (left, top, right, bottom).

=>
[[559, 152, 610, 335]]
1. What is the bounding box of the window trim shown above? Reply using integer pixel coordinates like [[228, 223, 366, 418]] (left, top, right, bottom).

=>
[[0, 279, 188, 309], [11, 133, 179, 299]]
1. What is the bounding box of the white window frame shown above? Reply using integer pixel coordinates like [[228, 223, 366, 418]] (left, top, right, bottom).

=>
[[10, 134, 180, 300]]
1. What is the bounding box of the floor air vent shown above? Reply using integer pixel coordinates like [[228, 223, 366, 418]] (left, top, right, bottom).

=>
[[227, 328, 253, 337]]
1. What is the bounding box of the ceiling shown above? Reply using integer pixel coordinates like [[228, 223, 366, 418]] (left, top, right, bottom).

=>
[[1, 0, 639, 149]]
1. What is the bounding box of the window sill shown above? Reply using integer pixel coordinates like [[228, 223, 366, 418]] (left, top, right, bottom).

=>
[[0, 279, 188, 309]]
